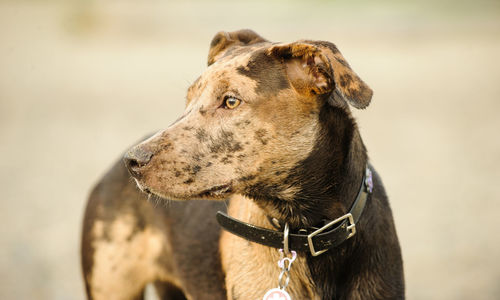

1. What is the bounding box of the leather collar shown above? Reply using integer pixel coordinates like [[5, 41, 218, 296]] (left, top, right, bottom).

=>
[[216, 167, 373, 256]]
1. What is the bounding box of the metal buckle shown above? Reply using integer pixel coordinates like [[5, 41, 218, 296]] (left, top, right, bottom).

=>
[[307, 213, 356, 256]]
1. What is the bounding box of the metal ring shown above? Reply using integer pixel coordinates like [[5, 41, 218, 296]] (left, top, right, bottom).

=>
[[283, 223, 290, 256]]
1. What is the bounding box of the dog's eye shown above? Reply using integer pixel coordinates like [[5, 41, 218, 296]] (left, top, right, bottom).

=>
[[223, 96, 241, 109]]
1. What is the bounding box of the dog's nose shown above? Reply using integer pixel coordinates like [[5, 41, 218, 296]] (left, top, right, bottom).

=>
[[123, 146, 153, 177]]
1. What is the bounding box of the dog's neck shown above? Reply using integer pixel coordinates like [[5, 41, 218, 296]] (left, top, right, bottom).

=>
[[248, 102, 368, 229]]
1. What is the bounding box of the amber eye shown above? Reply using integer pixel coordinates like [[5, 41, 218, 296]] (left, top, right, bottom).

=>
[[223, 96, 241, 109]]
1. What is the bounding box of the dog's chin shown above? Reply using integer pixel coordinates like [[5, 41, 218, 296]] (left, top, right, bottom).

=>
[[134, 179, 233, 201]]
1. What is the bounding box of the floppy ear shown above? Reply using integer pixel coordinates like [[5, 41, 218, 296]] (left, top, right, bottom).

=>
[[267, 42, 335, 96], [309, 41, 373, 109], [207, 29, 268, 66], [268, 41, 373, 109]]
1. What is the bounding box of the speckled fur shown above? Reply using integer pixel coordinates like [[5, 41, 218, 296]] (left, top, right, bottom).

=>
[[81, 29, 404, 300]]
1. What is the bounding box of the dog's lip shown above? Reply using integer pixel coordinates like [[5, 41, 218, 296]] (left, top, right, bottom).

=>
[[195, 183, 233, 199], [135, 179, 233, 201]]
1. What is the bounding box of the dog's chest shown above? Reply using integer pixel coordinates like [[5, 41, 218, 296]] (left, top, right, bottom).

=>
[[220, 195, 320, 300]]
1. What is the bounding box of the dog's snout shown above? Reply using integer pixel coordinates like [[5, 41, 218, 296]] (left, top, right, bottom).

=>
[[124, 146, 153, 176]]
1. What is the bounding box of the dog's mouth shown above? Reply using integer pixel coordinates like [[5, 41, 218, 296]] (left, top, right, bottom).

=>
[[134, 179, 233, 201], [134, 180, 157, 197], [195, 183, 233, 200]]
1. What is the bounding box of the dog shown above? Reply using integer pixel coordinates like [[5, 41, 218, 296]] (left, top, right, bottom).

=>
[[81, 29, 404, 300]]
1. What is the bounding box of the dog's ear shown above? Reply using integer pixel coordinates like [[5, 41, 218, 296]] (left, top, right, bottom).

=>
[[268, 41, 373, 109], [267, 42, 334, 97], [208, 29, 267, 66], [311, 41, 373, 109]]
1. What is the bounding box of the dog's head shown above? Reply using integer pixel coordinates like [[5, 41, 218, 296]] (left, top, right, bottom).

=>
[[124, 29, 372, 216]]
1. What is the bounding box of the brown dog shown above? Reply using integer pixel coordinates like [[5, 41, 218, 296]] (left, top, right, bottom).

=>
[[81, 29, 404, 300]]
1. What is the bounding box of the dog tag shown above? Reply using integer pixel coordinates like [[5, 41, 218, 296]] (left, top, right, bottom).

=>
[[263, 288, 291, 300]]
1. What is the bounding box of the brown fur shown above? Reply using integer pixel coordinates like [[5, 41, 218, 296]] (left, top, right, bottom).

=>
[[82, 29, 404, 299]]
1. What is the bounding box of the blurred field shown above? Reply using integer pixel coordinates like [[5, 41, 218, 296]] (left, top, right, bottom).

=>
[[1, 0, 499, 299]]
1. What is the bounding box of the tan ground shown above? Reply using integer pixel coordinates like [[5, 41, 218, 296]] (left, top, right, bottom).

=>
[[1, 0, 499, 299]]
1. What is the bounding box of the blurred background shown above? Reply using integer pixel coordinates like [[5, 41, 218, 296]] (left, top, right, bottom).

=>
[[1, 0, 499, 299]]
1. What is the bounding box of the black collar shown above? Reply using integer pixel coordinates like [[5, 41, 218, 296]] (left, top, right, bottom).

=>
[[216, 167, 373, 256]]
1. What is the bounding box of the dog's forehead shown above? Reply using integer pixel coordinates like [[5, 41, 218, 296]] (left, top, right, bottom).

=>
[[205, 45, 264, 80], [186, 49, 254, 98], [189, 44, 289, 98]]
